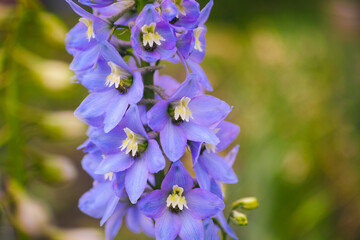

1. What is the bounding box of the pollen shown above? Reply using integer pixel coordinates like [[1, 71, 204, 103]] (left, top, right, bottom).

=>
[[194, 27, 203, 52], [166, 185, 188, 212], [106, 61, 132, 89], [79, 18, 95, 42], [104, 172, 114, 181], [174, 97, 193, 122], [120, 128, 146, 157], [173, 0, 187, 16], [141, 23, 165, 49]]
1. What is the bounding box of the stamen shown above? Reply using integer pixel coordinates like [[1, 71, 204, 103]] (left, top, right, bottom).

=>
[[106, 61, 132, 89], [79, 18, 95, 42], [194, 27, 204, 52], [141, 23, 165, 51], [174, 97, 193, 122], [166, 185, 188, 213], [104, 172, 114, 181], [120, 128, 146, 157]]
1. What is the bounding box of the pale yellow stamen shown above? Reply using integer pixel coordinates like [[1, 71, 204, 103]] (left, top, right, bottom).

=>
[[194, 27, 204, 52], [79, 18, 95, 41], [104, 172, 114, 181], [106, 61, 131, 88], [141, 23, 165, 48], [166, 185, 188, 211], [120, 128, 146, 157], [174, 97, 193, 122], [173, 0, 187, 16]]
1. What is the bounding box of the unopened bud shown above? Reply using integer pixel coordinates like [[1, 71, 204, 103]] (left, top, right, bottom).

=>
[[232, 197, 259, 210], [230, 211, 248, 226]]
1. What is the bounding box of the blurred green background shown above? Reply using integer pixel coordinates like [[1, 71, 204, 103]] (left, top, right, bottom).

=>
[[0, 0, 359, 239]]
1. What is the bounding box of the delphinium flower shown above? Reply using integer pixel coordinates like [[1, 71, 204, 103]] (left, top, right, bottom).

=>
[[65, 0, 257, 239]]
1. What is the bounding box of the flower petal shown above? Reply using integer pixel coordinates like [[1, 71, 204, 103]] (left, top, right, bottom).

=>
[[189, 95, 232, 128], [160, 120, 187, 162], [179, 211, 204, 240], [138, 190, 167, 218], [104, 93, 128, 133], [193, 162, 211, 191], [216, 212, 238, 239], [161, 160, 193, 191], [105, 203, 128, 240], [125, 156, 148, 203], [215, 121, 240, 152], [126, 206, 142, 233], [203, 218, 220, 240], [100, 194, 120, 226], [199, 152, 238, 184], [95, 152, 134, 174], [186, 188, 225, 219], [155, 210, 181, 240], [182, 121, 219, 145], [144, 139, 166, 173], [148, 100, 170, 131], [169, 73, 201, 101]]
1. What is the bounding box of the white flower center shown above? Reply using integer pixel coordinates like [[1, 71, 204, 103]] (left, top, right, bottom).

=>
[[194, 27, 204, 52], [166, 185, 188, 211], [172, 0, 186, 16], [79, 18, 95, 42], [104, 172, 114, 181], [106, 61, 132, 88], [174, 97, 193, 122], [141, 23, 165, 48], [120, 128, 146, 157]]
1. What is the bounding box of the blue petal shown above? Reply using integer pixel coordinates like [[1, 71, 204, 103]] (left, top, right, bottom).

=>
[[126, 206, 142, 233], [65, 0, 93, 19], [82, 152, 103, 181], [123, 105, 148, 137], [66, 22, 96, 54], [125, 156, 148, 203], [187, 60, 213, 91], [140, 211, 155, 237], [155, 210, 181, 240], [181, 121, 219, 145], [216, 212, 238, 240], [89, 125, 126, 154], [79, 0, 114, 8], [79, 182, 113, 218], [104, 92, 128, 133], [161, 160, 193, 191], [160, 120, 187, 162], [144, 139, 166, 173], [199, 152, 238, 184], [100, 41, 131, 72], [215, 121, 240, 152], [209, 178, 224, 199], [148, 100, 170, 131], [113, 171, 126, 198], [189, 95, 232, 128], [188, 141, 202, 165], [70, 45, 100, 71], [138, 190, 167, 218], [160, 0, 178, 22], [177, 31, 195, 59], [154, 73, 180, 96], [193, 162, 211, 191], [95, 152, 134, 174], [78, 59, 109, 91], [126, 71, 144, 104], [225, 145, 240, 167], [169, 73, 201, 101], [178, 211, 204, 240], [105, 203, 128, 240], [186, 188, 225, 219], [100, 195, 120, 226], [198, 0, 214, 26], [203, 218, 220, 240]]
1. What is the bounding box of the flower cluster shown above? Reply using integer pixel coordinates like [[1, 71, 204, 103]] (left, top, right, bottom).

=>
[[65, 0, 242, 239]]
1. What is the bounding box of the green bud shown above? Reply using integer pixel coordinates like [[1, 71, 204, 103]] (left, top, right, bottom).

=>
[[230, 211, 248, 226], [232, 197, 259, 210]]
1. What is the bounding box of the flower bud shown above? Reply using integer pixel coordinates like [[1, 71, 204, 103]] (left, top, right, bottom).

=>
[[230, 211, 248, 226], [232, 197, 259, 210]]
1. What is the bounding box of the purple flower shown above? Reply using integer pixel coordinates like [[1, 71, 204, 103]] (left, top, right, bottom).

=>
[[191, 121, 240, 191], [131, 4, 176, 63], [90, 105, 166, 203], [74, 53, 143, 133], [138, 161, 224, 240], [160, 0, 200, 30], [79, 0, 115, 8], [147, 74, 231, 161]]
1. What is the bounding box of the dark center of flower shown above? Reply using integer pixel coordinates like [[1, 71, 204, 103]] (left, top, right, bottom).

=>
[[170, 17, 179, 24], [116, 76, 133, 94]]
